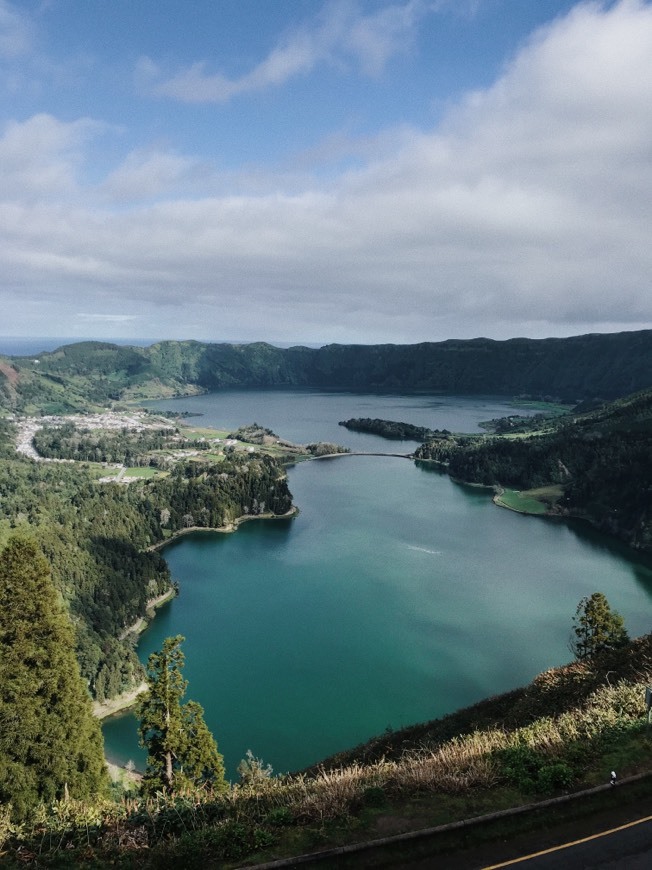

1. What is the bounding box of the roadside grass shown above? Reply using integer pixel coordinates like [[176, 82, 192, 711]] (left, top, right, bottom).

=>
[[588, 729, 652, 785], [4, 671, 652, 867], [223, 708, 652, 866]]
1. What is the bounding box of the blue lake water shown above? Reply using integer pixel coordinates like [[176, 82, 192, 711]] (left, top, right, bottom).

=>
[[143, 390, 541, 448], [103, 392, 652, 780]]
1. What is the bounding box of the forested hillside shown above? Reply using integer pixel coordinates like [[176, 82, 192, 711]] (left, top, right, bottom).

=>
[[0, 537, 109, 818], [0, 421, 292, 701], [2, 329, 652, 413], [415, 389, 652, 551]]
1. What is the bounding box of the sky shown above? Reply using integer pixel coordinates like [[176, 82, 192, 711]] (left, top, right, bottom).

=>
[[1, 0, 651, 346]]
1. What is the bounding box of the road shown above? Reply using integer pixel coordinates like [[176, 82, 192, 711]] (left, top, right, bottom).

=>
[[480, 813, 652, 869], [402, 794, 652, 870]]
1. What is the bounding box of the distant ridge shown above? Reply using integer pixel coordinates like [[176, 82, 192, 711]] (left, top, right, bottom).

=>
[[0, 337, 160, 357], [2, 330, 652, 413]]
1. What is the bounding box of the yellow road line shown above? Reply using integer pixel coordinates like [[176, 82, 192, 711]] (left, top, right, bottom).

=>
[[482, 813, 652, 869]]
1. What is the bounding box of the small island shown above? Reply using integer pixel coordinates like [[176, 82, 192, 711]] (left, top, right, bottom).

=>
[[339, 417, 448, 441]]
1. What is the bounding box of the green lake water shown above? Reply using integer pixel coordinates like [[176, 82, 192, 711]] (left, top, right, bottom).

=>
[[103, 393, 652, 780]]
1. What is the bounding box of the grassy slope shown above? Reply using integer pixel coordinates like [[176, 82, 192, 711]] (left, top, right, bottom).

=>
[[494, 488, 550, 513]]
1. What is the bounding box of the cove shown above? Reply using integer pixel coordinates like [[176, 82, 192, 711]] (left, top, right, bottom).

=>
[[103, 394, 652, 780]]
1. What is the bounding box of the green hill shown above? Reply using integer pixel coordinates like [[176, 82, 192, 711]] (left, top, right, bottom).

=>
[[3, 329, 652, 413], [415, 387, 652, 551], [0, 422, 293, 706]]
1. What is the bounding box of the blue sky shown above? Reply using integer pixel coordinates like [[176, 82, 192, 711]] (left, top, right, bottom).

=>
[[1, 1, 651, 345]]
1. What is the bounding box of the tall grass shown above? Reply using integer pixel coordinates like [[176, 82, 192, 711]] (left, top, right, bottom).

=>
[[1, 670, 651, 866]]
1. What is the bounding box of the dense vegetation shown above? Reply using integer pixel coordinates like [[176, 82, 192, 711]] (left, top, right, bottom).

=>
[[153, 453, 293, 528], [2, 329, 652, 413], [339, 417, 441, 440], [0, 447, 292, 703], [0, 418, 17, 459], [415, 388, 652, 551], [0, 536, 108, 820], [227, 423, 278, 445], [0, 457, 168, 700], [32, 422, 208, 466]]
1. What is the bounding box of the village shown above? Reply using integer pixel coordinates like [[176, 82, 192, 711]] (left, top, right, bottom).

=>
[[10, 411, 245, 478], [9, 411, 306, 482]]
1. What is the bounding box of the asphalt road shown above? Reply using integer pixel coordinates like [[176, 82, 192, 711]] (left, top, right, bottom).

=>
[[480, 814, 652, 869], [402, 796, 652, 870]]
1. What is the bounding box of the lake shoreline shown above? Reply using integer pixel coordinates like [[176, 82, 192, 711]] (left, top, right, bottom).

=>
[[93, 682, 148, 722], [146, 505, 300, 553], [94, 591, 177, 722], [95, 508, 300, 724], [118, 588, 178, 641]]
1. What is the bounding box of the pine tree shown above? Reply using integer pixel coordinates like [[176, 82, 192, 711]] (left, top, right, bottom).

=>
[[570, 592, 629, 660], [137, 635, 227, 796], [0, 535, 108, 819]]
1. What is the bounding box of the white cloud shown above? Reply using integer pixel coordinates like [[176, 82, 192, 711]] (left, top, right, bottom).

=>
[[0, 1, 97, 99], [143, 0, 430, 103], [100, 149, 214, 203], [1, 0, 652, 343], [0, 113, 102, 198]]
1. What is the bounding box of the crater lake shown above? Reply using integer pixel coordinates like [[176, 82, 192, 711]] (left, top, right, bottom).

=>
[[102, 392, 652, 779]]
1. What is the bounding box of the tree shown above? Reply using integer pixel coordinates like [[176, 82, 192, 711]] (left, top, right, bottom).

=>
[[137, 635, 227, 796], [570, 592, 629, 660], [0, 535, 108, 819]]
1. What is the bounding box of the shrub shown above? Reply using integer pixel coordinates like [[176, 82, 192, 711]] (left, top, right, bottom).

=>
[[265, 806, 294, 826], [151, 820, 276, 866], [237, 750, 274, 788], [537, 762, 574, 792], [362, 786, 387, 808], [497, 745, 542, 793]]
